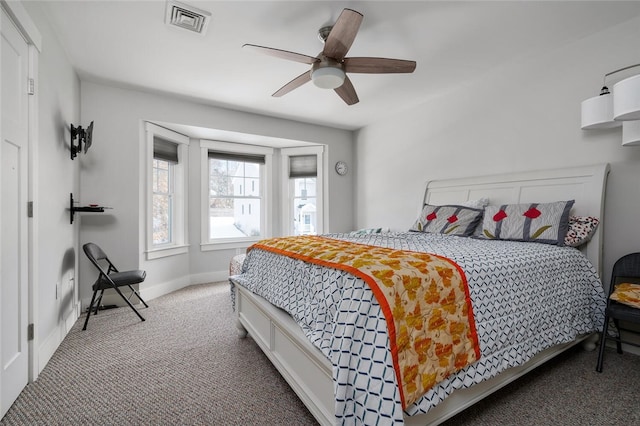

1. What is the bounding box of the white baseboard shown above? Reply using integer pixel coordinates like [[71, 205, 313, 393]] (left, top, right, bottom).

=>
[[38, 303, 81, 375], [80, 270, 229, 309], [140, 270, 229, 300], [139, 275, 191, 301], [624, 345, 640, 356], [606, 340, 640, 356], [615, 328, 640, 355], [189, 270, 229, 286]]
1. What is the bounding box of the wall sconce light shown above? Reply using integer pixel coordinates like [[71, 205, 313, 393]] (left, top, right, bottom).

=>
[[613, 73, 640, 121], [70, 121, 94, 160], [581, 86, 620, 130], [581, 63, 640, 146], [622, 121, 640, 146]]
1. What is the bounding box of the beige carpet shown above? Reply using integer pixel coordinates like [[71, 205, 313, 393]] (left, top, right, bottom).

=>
[[1, 282, 316, 425], [1, 282, 639, 425]]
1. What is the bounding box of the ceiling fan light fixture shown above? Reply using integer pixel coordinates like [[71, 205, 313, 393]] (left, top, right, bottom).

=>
[[244, 8, 415, 104], [311, 66, 345, 89]]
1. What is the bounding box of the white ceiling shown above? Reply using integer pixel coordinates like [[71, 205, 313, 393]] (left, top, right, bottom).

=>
[[40, 1, 640, 131]]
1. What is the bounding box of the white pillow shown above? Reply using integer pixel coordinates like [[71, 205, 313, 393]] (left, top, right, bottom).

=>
[[460, 198, 490, 209]]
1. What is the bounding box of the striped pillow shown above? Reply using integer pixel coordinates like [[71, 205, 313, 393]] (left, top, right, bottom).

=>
[[480, 200, 574, 246], [410, 204, 484, 236]]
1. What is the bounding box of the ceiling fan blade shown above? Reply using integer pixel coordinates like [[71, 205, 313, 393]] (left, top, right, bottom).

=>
[[323, 9, 363, 61], [344, 57, 417, 74], [243, 44, 318, 65], [273, 71, 312, 97], [334, 76, 359, 105]]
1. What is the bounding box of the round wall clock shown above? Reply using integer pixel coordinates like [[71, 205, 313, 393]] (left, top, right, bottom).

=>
[[335, 161, 348, 176]]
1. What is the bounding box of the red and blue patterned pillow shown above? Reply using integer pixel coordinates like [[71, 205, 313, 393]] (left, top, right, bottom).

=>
[[481, 200, 574, 246], [410, 204, 484, 236]]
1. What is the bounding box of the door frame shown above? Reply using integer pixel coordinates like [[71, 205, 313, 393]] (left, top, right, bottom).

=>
[[1, 0, 41, 382]]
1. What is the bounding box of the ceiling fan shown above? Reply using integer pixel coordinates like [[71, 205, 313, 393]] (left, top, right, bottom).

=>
[[243, 8, 417, 105]]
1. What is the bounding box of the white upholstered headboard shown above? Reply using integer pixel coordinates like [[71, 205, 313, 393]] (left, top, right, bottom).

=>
[[422, 163, 610, 277]]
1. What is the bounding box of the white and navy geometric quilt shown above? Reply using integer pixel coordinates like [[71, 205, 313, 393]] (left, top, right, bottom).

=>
[[230, 232, 606, 425]]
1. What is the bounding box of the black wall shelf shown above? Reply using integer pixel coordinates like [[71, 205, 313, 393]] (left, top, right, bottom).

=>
[[69, 193, 110, 224]]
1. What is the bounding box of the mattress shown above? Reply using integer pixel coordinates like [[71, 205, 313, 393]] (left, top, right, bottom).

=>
[[230, 231, 606, 424]]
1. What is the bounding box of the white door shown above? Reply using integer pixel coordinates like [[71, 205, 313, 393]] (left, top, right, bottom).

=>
[[1, 6, 30, 418]]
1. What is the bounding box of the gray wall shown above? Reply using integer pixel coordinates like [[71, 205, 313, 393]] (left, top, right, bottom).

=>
[[354, 14, 640, 290], [21, 1, 81, 371], [78, 81, 354, 305]]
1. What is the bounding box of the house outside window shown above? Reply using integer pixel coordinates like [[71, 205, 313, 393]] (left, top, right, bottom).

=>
[[201, 140, 273, 250], [208, 154, 261, 238], [281, 146, 325, 237], [145, 122, 189, 259], [292, 176, 317, 235]]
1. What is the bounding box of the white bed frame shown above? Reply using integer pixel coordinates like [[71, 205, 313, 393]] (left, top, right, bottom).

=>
[[234, 163, 610, 425]]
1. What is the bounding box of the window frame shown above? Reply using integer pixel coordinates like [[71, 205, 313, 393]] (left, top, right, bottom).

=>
[[145, 122, 190, 260], [281, 145, 325, 236], [200, 140, 273, 251]]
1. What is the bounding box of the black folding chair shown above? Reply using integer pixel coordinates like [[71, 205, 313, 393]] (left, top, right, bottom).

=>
[[596, 252, 640, 372], [82, 242, 148, 330]]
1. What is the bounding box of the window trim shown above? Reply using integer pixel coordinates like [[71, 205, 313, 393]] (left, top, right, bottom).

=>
[[145, 122, 190, 260], [281, 145, 325, 236], [200, 140, 273, 251]]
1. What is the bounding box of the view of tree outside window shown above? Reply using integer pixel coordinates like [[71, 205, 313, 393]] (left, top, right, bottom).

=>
[[209, 158, 262, 239], [292, 177, 317, 235], [152, 158, 172, 245]]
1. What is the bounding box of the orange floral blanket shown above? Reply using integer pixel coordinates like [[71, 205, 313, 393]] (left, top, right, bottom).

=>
[[249, 235, 480, 408]]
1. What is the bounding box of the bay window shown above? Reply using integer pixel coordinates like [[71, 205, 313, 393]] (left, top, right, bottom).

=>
[[201, 140, 273, 250]]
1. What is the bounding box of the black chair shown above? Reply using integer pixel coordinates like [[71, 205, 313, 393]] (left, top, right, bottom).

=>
[[596, 252, 640, 372], [82, 242, 148, 330]]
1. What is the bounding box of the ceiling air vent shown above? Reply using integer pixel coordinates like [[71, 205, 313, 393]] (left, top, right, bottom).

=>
[[165, 1, 211, 35]]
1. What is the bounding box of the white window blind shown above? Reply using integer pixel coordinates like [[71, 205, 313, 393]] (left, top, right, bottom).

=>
[[154, 136, 179, 163], [208, 151, 265, 164], [289, 154, 317, 178]]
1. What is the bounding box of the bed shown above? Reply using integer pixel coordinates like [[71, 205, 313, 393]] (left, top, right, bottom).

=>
[[229, 163, 609, 425]]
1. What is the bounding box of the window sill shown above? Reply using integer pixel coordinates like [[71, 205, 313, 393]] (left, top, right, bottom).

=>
[[146, 244, 189, 260], [200, 239, 259, 252]]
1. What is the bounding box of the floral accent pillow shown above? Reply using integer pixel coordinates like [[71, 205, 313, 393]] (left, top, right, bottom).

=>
[[410, 204, 484, 236], [564, 216, 600, 247], [481, 200, 574, 246], [610, 283, 640, 309]]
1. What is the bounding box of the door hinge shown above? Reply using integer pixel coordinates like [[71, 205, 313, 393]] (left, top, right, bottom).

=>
[[27, 323, 34, 341], [27, 201, 33, 218], [28, 78, 35, 95]]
